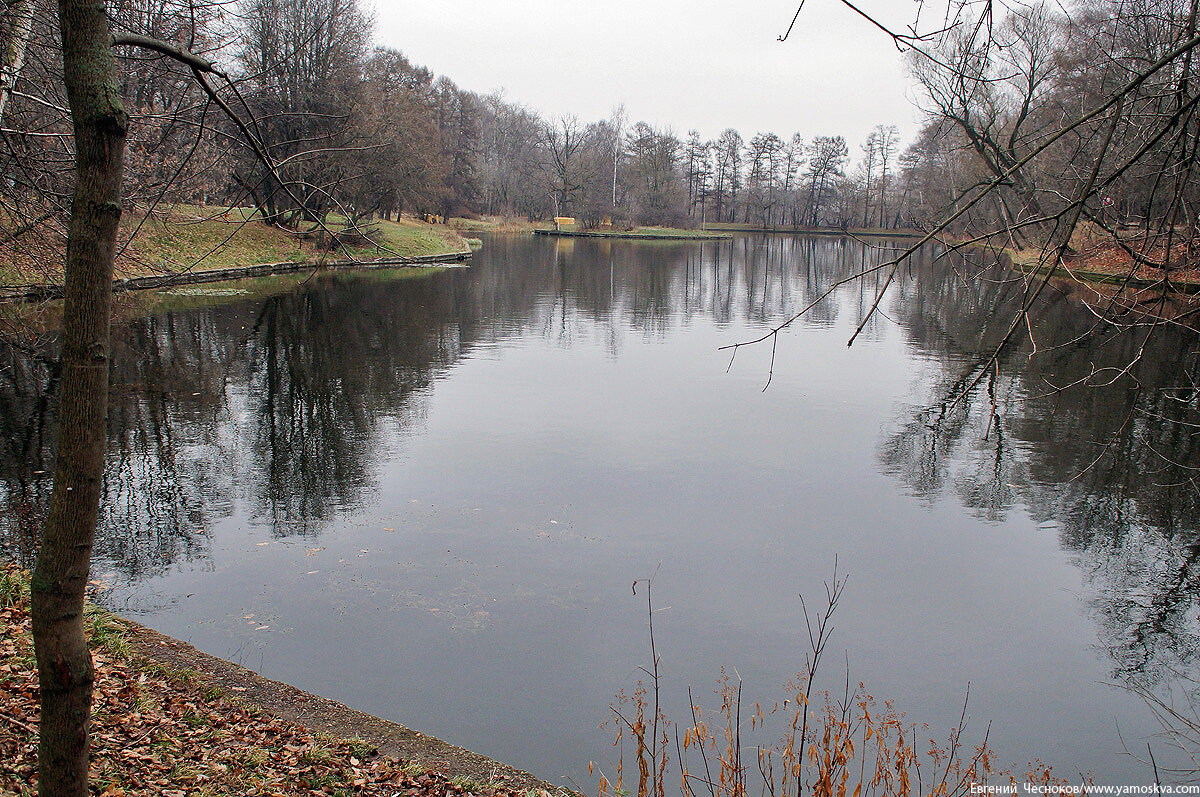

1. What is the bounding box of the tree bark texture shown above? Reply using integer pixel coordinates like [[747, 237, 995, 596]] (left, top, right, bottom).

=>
[[31, 0, 127, 794]]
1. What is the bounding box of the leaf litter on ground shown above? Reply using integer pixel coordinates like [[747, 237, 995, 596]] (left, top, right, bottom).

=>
[[0, 565, 548, 797]]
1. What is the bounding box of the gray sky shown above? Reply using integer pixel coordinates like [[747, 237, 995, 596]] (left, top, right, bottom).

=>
[[371, 0, 924, 154]]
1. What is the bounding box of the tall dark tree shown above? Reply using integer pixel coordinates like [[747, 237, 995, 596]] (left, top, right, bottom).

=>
[[32, 0, 129, 793], [478, 92, 547, 218], [432, 76, 482, 217], [357, 48, 446, 219], [21, 1, 311, 792], [623, 122, 685, 226], [745, 132, 785, 226]]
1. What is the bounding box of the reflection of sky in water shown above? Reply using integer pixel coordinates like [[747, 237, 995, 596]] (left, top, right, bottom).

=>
[[4, 235, 1200, 786]]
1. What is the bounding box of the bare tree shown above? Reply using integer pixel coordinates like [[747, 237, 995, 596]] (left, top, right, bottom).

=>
[[30, 1, 130, 792], [0, 0, 36, 122], [358, 48, 446, 219], [712, 128, 743, 223], [478, 90, 546, 218], [744, 132, 785, 227], [20, 0, 380, 791], [860, 128, 880, 227], [623, 122, 686, 226], [803, 135, 849, 226], [873, 124, 899, 227], [542, 114, 594, 219], [234, 0, 371, 227], [609, 103, 626, 212], [781, 132, 804, 226], [684, 128, 706, 220]]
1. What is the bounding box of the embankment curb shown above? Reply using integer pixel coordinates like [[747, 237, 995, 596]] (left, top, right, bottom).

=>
[[0, 250, 472, 303], [124, 620, 572, 795]]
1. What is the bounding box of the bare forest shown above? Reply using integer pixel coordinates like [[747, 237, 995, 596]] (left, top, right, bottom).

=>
[[0, 0, 902, 243], [1, 0, 1198, 250]]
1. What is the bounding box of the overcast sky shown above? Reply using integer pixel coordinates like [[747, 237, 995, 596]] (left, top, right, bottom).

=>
[[371, 0, 926, 153]]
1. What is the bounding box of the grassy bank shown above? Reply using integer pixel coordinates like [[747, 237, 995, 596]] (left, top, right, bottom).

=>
[[947, 222, 1200, 291], [0, 566, 555, 797], [954, 229, 1200, 293], [0, 207, 469, 288], [447, 218, 732, 239], [1007, 252, 1200, 292], [534, 226, 730, 240], [128, 266, 451, 317], [448, 216, 539, 234]]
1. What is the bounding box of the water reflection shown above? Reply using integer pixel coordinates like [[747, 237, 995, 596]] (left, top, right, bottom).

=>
[[0, 235, 930, 580], [1, 234, 1197, 780], [881, 251, 1200, 683], [0, 339, 55, 559]]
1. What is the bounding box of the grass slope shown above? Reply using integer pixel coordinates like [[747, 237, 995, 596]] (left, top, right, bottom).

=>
[[0, 207, 468, 287]]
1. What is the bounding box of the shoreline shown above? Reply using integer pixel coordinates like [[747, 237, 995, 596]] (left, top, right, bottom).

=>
[[0, 250, 471, 304], [0, 565, 574, 795], [1007, 258, 1200, 293], [532, 229, 730, 240], [961, 238, 1200, 294], [123, 620, 566, 793], [699, 224, 924, 238]]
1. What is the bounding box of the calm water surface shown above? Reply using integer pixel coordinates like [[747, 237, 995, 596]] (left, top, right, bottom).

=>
[[4, 234, 1200, 785]]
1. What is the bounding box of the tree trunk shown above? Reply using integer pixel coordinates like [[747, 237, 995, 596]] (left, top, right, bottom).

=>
[[878, 164, 887, 229], [0, 0, 36, 123], [31, 1, 128, 795]]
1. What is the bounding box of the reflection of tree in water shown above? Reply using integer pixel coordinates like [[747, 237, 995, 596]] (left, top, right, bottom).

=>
[[250, 291, 376, 535], [244, 279, 471, 535], [879, 251, 1200, 683], [880, 365, 1024, 521], [439, 235, 896, 359], [540, 235, 903, 339], [1, 236, 930, 585], [0, 338, 57, 564], [101, 313, 230, 577], [1, 309, 254, 576], [0, 273, 472, 575]]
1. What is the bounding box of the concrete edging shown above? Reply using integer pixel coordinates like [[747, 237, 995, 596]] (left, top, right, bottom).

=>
[[1009, 259, 1200, 294], [0, 251, 472, 304], [124, 620, 572, 795]]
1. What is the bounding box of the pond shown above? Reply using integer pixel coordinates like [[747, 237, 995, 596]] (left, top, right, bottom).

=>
[[3, 233, 1200, 786]]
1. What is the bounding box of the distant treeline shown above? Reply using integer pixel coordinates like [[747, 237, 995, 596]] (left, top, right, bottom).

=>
[[0, 0, 1189, 245], [0, 0, 911, 236]]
